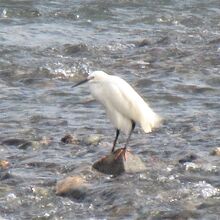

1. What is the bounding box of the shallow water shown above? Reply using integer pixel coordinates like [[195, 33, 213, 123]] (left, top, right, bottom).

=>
[[0, 0, 220, 219]]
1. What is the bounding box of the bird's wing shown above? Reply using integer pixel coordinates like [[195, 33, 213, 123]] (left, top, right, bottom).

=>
[[104, 76, 161, 133]]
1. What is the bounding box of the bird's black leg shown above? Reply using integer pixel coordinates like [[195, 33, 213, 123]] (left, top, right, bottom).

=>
[[111, 129, 120, 153], [124, 120, 136, 149], [114, 121, 136, 160]]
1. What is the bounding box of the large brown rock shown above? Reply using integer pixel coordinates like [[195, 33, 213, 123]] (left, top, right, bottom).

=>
[[55, 176, 88, 200], [92, 148, 146, 176]]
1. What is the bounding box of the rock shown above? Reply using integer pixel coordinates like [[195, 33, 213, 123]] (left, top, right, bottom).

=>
[[1, 137, 52, 150], [136, 39, 151, 47], [63, 43, 88, 55], [0, 160, 10, 181], [178, 154, 197, 164], [61, 134, 79, 144], [2, 138, 28, 146], [18, 138, 52, 150], [55, 176, 88, 200], [92, 148, 146, 176], [184, 162, 201, 171], [83, 134, 101, 145], [18, 141, 34, 150], [210, 147, 220, 156], [39, 136, 53, 145], [0, 160, 10, 169], [0, 171, 10, 180]]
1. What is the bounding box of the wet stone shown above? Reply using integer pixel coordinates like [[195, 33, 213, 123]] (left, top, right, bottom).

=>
[[0, 170, 11, 181], [18, 138, 52, 150], [92, 148, 146, 176], [18, 141, 34, 150], [178, 153, 198, 164], [63, 43, 88, 55], [0, 160, 10, 170], [55, 176, 88, 200], [210, 147, 220, 156], [61, 134, 79, 145], [83, 134, 101, 145], [1, 137, 52, 150], [136, 39, 151, 47], [2, 138, 28, 146]]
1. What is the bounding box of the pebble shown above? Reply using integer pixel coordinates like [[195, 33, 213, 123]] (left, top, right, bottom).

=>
[[83, 134, 101, 145], [210, 147, 220, 156], [136, 39, 151, 47], [63, 43, 88, 55], [0, 160, 10, 169], [61, 134, 79, 145], [55, 176, 88, 200], [178, 154, 197, 164]]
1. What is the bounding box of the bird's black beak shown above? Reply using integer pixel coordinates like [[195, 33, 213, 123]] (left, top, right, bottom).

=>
[[72, 78, 89, 88]]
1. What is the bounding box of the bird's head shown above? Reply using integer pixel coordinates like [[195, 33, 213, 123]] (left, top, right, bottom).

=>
[[72, 71, 108, 87]]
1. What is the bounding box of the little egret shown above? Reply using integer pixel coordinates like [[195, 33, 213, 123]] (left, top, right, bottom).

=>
[[73, 71, 161, 158]]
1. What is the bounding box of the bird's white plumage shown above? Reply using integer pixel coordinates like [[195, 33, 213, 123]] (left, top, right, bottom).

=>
[[88, 71, 161, 135]]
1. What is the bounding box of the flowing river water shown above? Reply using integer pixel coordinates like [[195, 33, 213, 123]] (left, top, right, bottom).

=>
[[0, 0, 220, 219]]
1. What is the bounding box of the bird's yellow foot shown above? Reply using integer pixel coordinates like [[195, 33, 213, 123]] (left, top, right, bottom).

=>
[[114, 148, 129, 161]]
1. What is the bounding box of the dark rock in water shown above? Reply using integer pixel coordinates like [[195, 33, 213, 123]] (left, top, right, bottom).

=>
[[18, 141, 34, 150], [55, 176, 88, 200], [178, 154, 198, 164], [92, 148, 146, 176], [61, 134, 79, 145], [2, 137, 52, 150], [2, 138, 28, 146], [63, 43, 88, 55], [151, 210, 199, 220], [0, 171, 11, 180]]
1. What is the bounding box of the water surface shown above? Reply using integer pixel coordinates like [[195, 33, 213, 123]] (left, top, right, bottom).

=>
[[0, 0, 220, 219]]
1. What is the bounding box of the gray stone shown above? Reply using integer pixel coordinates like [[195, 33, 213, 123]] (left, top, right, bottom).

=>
[[92, 148, 146, 176]]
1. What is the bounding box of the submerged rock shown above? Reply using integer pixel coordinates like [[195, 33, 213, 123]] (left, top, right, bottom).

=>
[[2, 137, 52, 150], [18, 137, 52, 150], [55, 176, 88, 200], [0, 160, 10, 180], [63, 43, 88, 55], [92, 148, 146, 176], [2, 138, 28, 146], [178, 154, 198, 164]]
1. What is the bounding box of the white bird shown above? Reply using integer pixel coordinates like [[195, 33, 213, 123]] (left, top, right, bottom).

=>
[[73, 71, 161, 158]]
